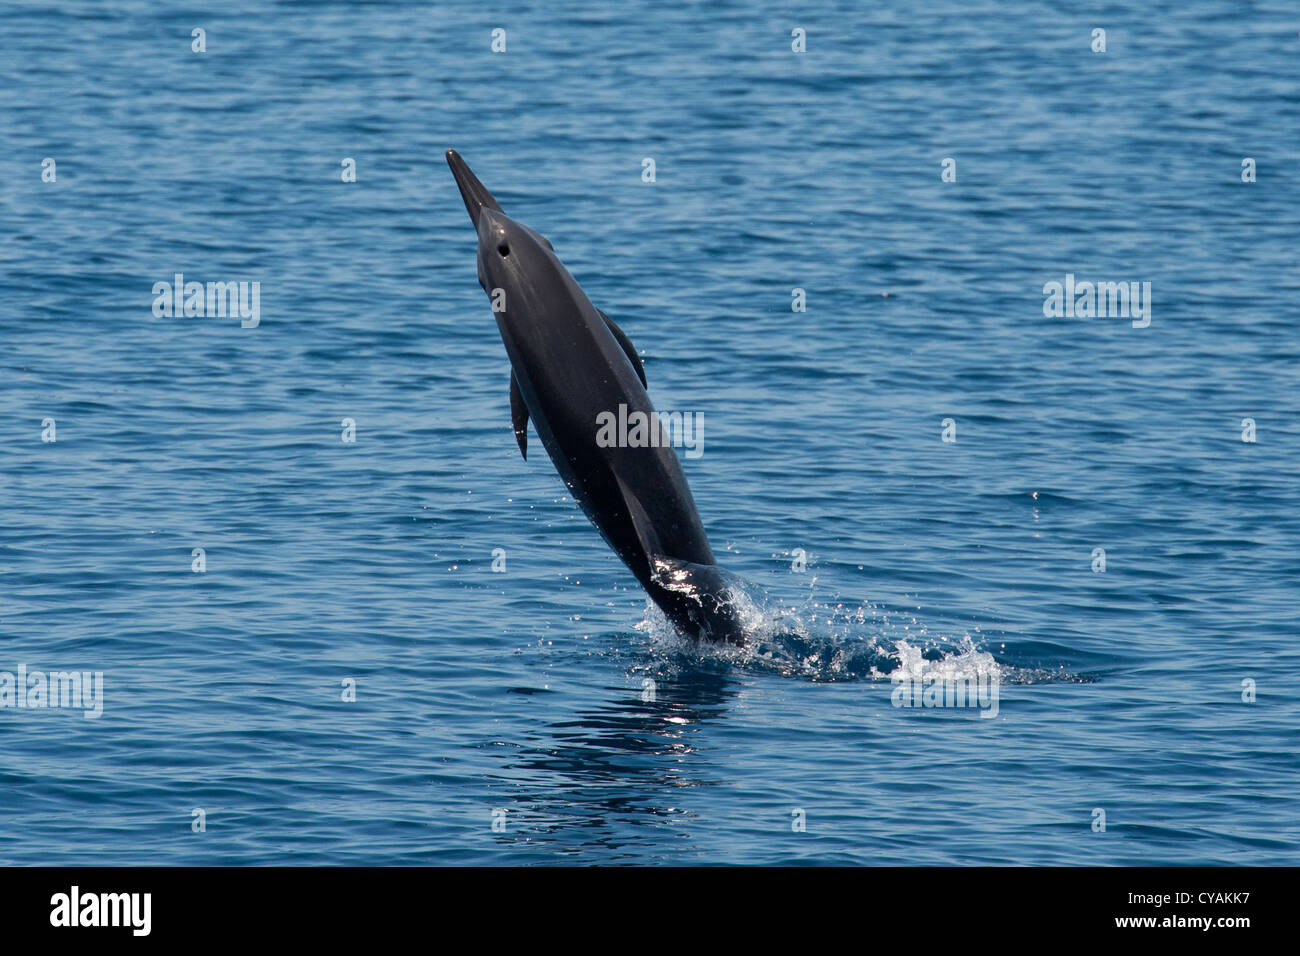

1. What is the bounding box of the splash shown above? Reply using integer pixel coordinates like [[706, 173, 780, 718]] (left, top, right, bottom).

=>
[[634, 574, 1078, 684]]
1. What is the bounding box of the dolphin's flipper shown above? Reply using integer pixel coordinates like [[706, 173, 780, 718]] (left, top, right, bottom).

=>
[[510, 371, 529, 459], [598, 309, 648, 389], [612, 469, 665, 567]]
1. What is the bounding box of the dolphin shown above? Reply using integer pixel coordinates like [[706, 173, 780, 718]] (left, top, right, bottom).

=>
[[446, 149, 745, 644]]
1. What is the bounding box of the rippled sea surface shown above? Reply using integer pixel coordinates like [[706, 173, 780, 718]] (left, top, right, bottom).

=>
[[1, 1, 1298, 865]]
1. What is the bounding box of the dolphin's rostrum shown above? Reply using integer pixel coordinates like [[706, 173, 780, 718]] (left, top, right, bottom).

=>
[[446, 149, 745, 644]]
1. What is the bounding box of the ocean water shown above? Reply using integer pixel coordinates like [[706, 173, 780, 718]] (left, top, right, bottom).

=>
[[1, 0, 1297, 865]]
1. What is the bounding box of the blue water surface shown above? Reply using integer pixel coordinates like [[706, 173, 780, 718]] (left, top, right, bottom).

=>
[[1, 0, 1298, 864]]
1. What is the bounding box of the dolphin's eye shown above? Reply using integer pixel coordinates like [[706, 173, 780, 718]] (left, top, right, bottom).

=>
[[497, 242, 510, 257]]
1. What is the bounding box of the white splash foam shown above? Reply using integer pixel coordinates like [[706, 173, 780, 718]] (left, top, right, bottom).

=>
[[635, 580, 1006, 684], [873, 635, 1002, 683]]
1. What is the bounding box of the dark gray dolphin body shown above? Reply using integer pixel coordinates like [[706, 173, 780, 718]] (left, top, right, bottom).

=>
[[446, 149, 745, 644]]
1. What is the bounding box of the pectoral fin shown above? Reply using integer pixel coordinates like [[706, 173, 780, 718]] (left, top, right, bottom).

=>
[[599, 309, 648, 389], [612, 469, 664, 569], [510, 371, 529, 459]]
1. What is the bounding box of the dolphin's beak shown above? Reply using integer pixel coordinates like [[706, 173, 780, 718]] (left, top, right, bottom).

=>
[[446, 149, 503, 226]]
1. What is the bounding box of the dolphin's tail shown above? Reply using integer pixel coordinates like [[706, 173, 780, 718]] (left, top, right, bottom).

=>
[[649, 556, 749, 645]]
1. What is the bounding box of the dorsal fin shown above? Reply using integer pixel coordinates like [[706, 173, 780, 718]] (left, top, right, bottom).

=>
[[509, 371, 528, 459], [598, 309, 648, 389]]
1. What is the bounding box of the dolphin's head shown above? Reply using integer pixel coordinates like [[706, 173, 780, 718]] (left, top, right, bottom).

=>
[[446, 148, 501, 230], [446, 149, 576, 348], [476, 206, 554, 288], [446, 149, 556, 289]]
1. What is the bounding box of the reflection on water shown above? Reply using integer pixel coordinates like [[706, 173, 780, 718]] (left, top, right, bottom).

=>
[[490, 666, 737, 854]]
